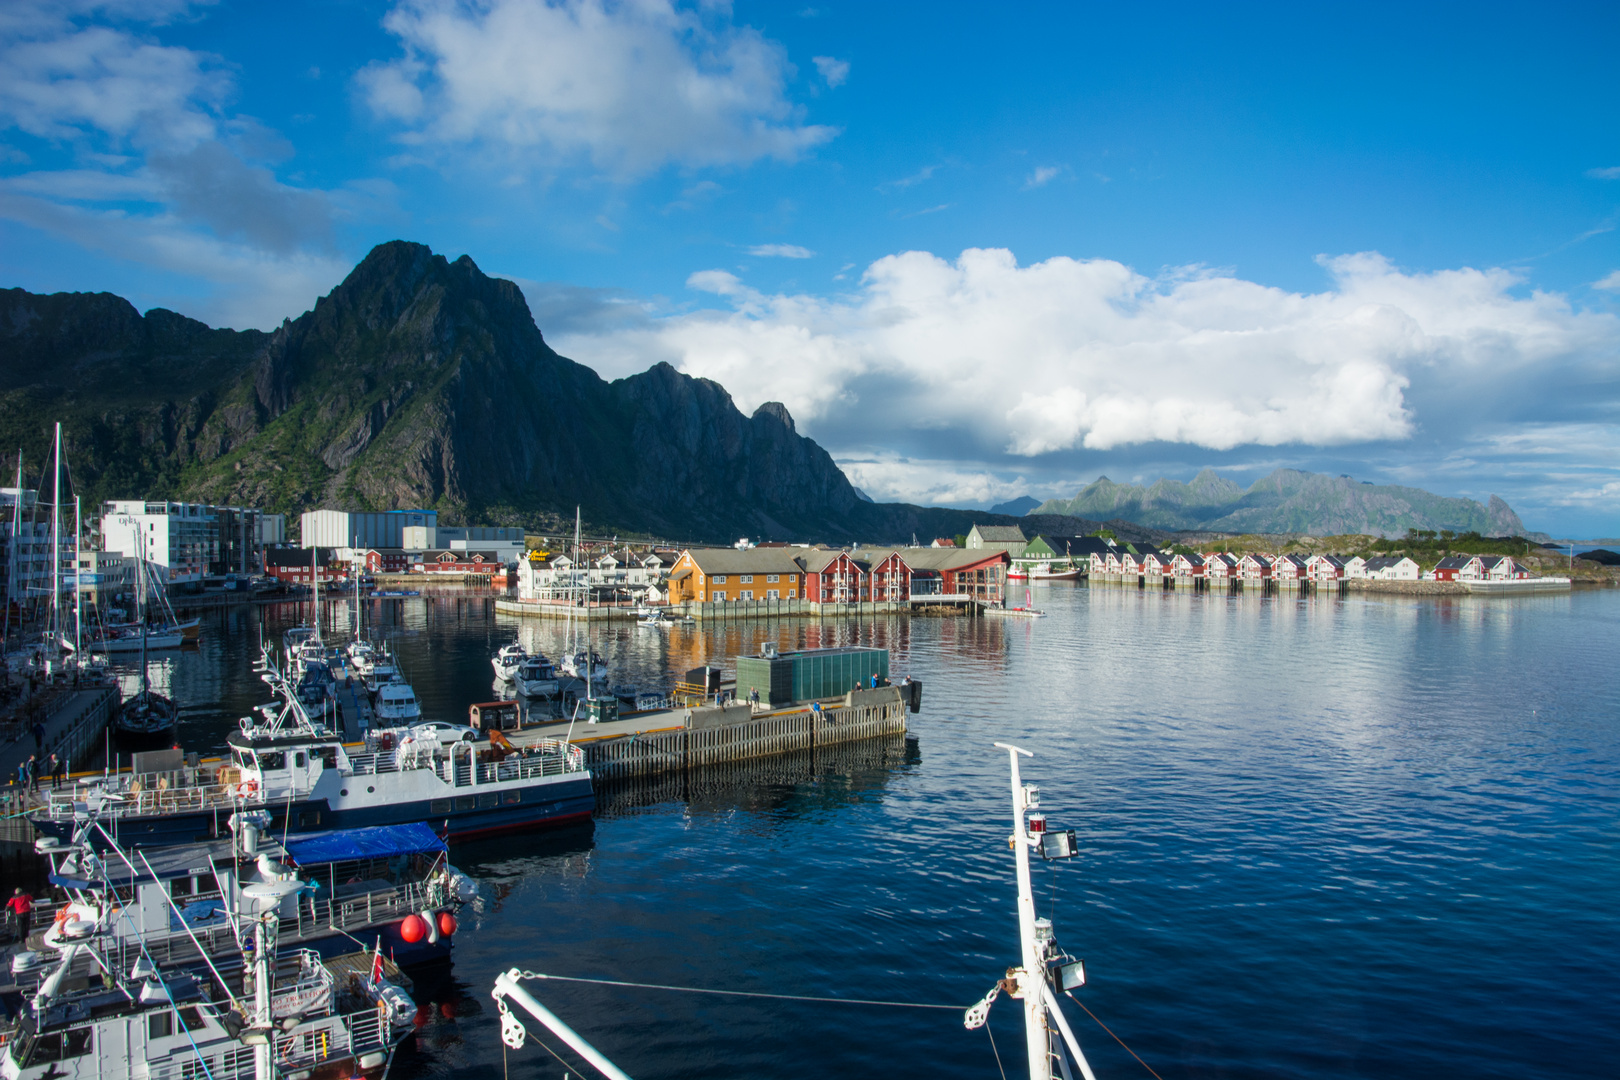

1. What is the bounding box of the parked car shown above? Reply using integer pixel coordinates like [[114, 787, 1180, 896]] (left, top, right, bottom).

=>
[[409, 721, 481, 746]]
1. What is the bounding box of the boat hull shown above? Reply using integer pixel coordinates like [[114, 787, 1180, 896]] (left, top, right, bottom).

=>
[[33, 774, 595, 849]]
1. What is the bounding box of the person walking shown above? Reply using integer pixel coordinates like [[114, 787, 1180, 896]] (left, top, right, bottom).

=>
[[23, 754, 36, 792], [5, 888, 32, 941]]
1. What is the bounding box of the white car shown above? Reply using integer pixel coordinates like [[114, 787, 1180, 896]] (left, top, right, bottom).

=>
[[409, 721, 481, 746]]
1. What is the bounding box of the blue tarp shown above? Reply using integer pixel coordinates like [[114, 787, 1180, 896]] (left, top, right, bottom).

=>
[[282, 822, 445, 866]]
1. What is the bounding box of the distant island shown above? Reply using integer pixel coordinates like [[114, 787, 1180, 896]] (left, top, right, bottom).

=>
[[1030, 468, 1541, 540]]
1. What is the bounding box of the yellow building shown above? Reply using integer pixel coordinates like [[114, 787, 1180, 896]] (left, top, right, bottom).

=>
[[666, 548, 807, 603]]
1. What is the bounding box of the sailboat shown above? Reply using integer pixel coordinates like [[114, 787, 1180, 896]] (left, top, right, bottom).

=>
[[113, 527, 179, 739], [558, 508, 608, 682]]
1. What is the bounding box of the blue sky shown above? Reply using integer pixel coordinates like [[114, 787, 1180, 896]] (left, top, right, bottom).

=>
[[2, 2, 1618, 536]]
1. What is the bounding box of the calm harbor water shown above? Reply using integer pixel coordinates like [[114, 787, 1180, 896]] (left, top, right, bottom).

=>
[[113, 585, 1620, 1078]]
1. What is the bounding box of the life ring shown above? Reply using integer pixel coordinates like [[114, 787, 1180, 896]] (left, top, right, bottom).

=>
[[236, 781, 259, 800]]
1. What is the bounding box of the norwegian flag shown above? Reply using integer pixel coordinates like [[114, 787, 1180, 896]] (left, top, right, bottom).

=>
[[370, 936, 384, 985]]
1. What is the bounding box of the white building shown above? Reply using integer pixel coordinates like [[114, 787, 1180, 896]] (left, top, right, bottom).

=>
[[516, 551, 666, 601], [300, 509, 436, 550], [258, 513, 287, 546], [101, 501, 214, 587], [1361, 556, 1421, 581], [400, 525, 524, 561]]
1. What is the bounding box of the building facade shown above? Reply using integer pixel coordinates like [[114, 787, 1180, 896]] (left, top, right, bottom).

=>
[[300, 509, 437, 550]]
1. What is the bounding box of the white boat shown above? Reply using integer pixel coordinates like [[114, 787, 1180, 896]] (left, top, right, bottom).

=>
[[373, 680, 423, 727], [491, 642, 527, 682], [364, 658, 402, 695], [513, 655, 560, 698], [348, 638, 379, 676], [558, 649, 607, 681], [637, 610, 669, 627]]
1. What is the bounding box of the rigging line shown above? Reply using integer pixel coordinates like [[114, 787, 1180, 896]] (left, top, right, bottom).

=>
[[986, 1022, 1008, 1080], [516, 971, 965, 1010], [1065, 991, 1163, 1080]]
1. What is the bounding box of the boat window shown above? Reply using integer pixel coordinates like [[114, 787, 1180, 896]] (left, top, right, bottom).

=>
[[295, 752, 307, 769], [64, 1028, 93, 1057], [257, 752, 285, 771], [318, 747, 338, 770], [169, 876, 194, 898], [177, 1006, 204, 1030], [149, 1011, 173, 1038]]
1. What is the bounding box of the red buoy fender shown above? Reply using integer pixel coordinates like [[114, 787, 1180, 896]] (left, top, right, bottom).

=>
[[399, 914, 426, 943], [437, 911, 456, 937]]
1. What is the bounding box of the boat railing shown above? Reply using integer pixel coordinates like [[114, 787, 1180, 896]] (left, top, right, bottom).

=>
[[40, 770, 253, 819], [447, 740, 586, 787]]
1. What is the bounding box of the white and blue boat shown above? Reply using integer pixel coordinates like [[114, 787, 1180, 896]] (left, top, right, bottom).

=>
[[34, 650, 594, 849]]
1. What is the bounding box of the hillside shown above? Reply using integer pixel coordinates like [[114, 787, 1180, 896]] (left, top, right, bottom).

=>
[[0, 242, 1040, 545], [1033, 468, 1534, 539]]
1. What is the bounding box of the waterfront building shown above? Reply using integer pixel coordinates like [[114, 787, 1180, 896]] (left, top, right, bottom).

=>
[[965, 524, 1029, 559], [1238, 554, 1273, 581], [1341, 555, 1368, 578], [265, 546, 342, 585], [1307, 554, 1347, 582], [1171, 553, 1206, 579], [1362, 556, 1421, 581], [101, 500, 272, 585], [1274, 554, 1310, 584], [300, 508, 436, 549], [517, 549, 667, 601], [900, 547, 1008, 604], [74, 549, 136, 605], [666, 548, 806, 603], [412, 550, 507, 576], [1432, 555, 1473, 581], [1205, 553, 1239, 582], [1, 487, 74, 614]]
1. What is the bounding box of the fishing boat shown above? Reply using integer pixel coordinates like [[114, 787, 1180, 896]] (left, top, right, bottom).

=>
[[491, 643, 527, 682], [32, 816, 477, 972], [1028, 564, 1084, 582], [33, 647, 594, 848], [5, 814, 420, 1080]]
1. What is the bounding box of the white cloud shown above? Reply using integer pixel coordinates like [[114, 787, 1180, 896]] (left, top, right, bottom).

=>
[[553, 247, 1620, 502], [811, 55, 849, 88], [360, 0, 837, 176], [1596, 270, 1620, 290], [837, 457, 1038, 507], [1023, 164, 1062, 189], [1586, 166, 1620, 180], [747, 243, 813, 258], [0, 2, 352, 327]]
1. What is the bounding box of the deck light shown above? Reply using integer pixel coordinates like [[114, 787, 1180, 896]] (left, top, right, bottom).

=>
[[1054, 958, 1086, 991], [1040, 830, 1078, 860], [1027, 813, 1047, 835]]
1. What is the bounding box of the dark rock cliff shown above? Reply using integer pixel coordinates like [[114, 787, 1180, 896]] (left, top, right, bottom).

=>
[[0, 242, 1027, 543]]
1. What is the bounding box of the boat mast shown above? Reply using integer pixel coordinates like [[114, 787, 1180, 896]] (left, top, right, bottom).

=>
[[50, 423, 61, 659], [4, 450, 20, 654], [74, 495, 82, 658], [138, 527, 150, 699], [1000, 742, 1052, 1080], [311, 544, 320, 639]]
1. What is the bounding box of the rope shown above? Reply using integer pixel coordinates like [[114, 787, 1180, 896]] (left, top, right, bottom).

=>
[[512, 970, 964, 1010], [986, 1023, 1008, 1080], [1066, 991, 1163, 1080]]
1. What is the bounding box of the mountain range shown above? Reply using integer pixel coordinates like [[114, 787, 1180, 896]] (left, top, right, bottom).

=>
[[0, 241, 1042, 545], [1032, 469, 1535, 539]]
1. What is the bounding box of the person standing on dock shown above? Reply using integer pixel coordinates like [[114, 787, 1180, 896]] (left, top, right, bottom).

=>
[[6, 888, 32, 941], [23, 754, 36, 792], [49, 753, 63, 789]]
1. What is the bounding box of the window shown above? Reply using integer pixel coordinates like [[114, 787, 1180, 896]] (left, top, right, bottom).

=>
[[177, 1006, 204, 1030], [150, 1011, 173, 1039], [766, 574, 779, 583], [712, 575, 727, 583], [479, 793, 498, 809], [503, 791, 522, 805], [430, 799, 452, 814], [740, 574, 753, 583], [767, 590, 780, 600], [297, 810, 322, 828], [455, 796, 475, 811], [739, 590, 754, 601], [712, 591, 726, 601], [294, 752, 306, 768]]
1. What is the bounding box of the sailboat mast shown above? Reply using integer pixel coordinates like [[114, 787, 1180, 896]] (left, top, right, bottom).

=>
[[4, 451, 19, 653], [138, 528, 150, 697], [74, 496, 82, 657], [50, 423, 61, 657], [311, 545, 320, 639]]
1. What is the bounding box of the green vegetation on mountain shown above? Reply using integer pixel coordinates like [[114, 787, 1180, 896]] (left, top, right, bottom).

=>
[[0, 242, 1046, 545], [1033, 467, 1533, 539]]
